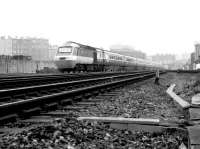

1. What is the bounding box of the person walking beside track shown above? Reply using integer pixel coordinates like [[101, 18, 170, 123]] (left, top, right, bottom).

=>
[[155, 69, 160, 85]]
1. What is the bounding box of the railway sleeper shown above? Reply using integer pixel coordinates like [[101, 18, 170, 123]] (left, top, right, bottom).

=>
[[75, 102, 96, 106], [100, 93, 116, 96], [83, 83, 92, 87], [106, 87, 112, 92], [44, 102, 58, 111], [0, 96, 12, 102], [88, 98, 104, 102], [26, 92, 41, 98], [83, 93, 92, 98], [73, 95, 84, 102], [13, 94, 26, 100], [92, 91, 99, 96], [66, 86, 73, 90], [76, 84, 85, 88], [21, 107, 42, 119], [99, 89, 106, 93], [40, 90, 50, 95], [48, 89, 61, 93], [21, 116, 53, 124], [64, 105, 88, 111], [42, 111, 73, 117], [60, 98, 72, 105], [0, 114, 18, 124], [59, 87, 67, 91]]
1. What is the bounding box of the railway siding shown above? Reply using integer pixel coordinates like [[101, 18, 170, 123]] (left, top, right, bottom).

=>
[[165, 72, 200, 149]]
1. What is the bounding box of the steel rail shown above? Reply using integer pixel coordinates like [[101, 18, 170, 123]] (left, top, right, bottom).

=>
[[0, 71, 148, 89], [0, 71, 154, 102], [0, 71, 166, 124]]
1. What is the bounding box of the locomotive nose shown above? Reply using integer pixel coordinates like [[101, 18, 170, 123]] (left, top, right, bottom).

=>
[[55, 59, 76, 69], [59, 57, 66, 60], [54, 55, 77, 70]]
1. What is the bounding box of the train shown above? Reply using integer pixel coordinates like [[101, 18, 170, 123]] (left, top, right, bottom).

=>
[[54, 41, 163, 72]]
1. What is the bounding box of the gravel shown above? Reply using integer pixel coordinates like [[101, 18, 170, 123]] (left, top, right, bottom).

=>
[[0, 113, 188, 149], [78, 73, 184, 121], [0, 72, 190, 148]]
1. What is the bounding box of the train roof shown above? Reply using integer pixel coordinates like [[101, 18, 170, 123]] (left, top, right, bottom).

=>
[[63, 41, 96, 50], [61, 41, 163, 67]]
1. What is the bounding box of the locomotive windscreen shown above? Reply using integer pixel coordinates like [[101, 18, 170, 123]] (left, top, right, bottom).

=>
[[58, 47, 72, 53]]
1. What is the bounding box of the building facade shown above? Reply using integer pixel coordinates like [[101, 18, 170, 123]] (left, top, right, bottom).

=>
[[151, 54, 176, 69], [110, 45, 146, 59], [48, 45, 58, 60], [0, 37, 50, 61], [0, 37, 12, 56], [195, 44, 200, 63], [190, 52, 195, 69], [151, 54, 176, 64]]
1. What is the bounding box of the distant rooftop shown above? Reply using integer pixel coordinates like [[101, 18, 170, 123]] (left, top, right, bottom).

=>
[[0, 36, 48, 40]]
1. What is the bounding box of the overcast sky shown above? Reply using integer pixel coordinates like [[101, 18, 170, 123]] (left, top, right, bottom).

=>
[[0, 0, 200, 56]]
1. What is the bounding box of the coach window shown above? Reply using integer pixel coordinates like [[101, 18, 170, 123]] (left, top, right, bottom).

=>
[[85, 49, 88, 57], [81, 49, 83, 56], [89, 51, 92, 57], [80, 48, 83, 56], [87, 50, 91, 57], [86, 50, 89, 57], [79, 48, 82, 56], [97, 51, 100, 59], [86, 49, 89, 57], [73, 47, 77, 55], [84, 50, 86, 57], [77, 48, 79, 56], [85, 50, 87, 57]]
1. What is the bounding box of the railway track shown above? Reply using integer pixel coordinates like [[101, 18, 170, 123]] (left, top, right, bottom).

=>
[[1, 71, 192, 149], [0, 71, 164, 124], [0, 71, 148, 89], [177, 69, 200, 73]]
